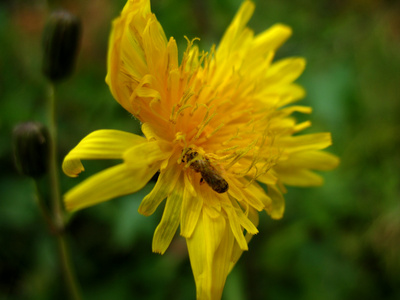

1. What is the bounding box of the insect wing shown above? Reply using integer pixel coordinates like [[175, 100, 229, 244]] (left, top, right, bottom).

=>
[[202, 169, 229, 193]]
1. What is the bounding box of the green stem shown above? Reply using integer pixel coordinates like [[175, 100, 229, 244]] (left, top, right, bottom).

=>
[[33, 179, 56, 233], [48, 84, 63, 230], [58, 235, 82, 300], [48, 84, 83, 300]]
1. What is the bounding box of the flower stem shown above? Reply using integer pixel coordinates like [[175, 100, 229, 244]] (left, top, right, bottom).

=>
[[57, 235, 82, 300], [48, 84, 63, 230], [33, 179, 56, 233], [48, 84, 82, 300]]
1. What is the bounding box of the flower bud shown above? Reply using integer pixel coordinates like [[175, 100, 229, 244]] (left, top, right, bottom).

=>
[[13, 122, 50, 178], [42, 10, 82, 82]]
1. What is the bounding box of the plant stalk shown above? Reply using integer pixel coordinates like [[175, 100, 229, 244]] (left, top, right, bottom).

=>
[[48, 84, 82, 300]]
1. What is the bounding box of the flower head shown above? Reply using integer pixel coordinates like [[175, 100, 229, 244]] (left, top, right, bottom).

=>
[[63, 0, 339, 299]]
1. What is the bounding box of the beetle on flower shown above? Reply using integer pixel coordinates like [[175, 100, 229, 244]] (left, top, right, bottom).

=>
[[62, 0, 339, 299]]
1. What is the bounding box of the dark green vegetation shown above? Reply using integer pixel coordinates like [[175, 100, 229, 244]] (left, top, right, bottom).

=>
[[1, 0, 399, 299]]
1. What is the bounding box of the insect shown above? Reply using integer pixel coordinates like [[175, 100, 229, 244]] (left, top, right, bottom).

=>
[[183, 149, 229, 193]]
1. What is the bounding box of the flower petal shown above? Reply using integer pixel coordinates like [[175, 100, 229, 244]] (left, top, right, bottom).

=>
[[229, 206, 259, 272], [64, 162, 159, 212], [63, 130, 146, 177], [275, 168, 324, 186], [227, 176, 265, 211], [266, 184, 285, 219], [123, 140, 171, 169], [277, 105, 312, 117], [276, 132, 333, 153], [138, 155, 181, 216], [279, 150, 340, 170], [277, 83, 306, 106], [106, 0, 172, 115], [224, 204, 248, 251], [266, 57, 306, 84], [187, 207, 235, 300], [251, 23, 292, 56], [233, 205, 258, 236], [240, 180, 272, 215], [180, 173, 203, 238], [217, 0, 255, 58], [256, 171, 278, 185], [152, 176, 184, 254]]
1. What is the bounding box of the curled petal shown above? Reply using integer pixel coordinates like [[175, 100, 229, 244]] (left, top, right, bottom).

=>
[[63, 130, 146, 177]]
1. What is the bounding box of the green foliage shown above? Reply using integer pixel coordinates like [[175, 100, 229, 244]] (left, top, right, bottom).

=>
[[1, 0, 399, 299]]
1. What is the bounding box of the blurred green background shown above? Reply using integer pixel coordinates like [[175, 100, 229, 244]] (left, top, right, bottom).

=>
[[1, 0, 399, 299]]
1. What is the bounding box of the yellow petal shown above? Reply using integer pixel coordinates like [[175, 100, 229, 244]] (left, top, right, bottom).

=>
[[276, 132, 332, 153], [266, 184, 285, 219], [180, 173, 203, 238], [278, 83, 306, 106], [217, 0, 255, 58], [63, 130, 146, 177], [224, 204, 248, 251], [275, 168, 324, 186], [123, 140, 171, 169], [187, 207, 234, 300], [152, 177, 184, 254], [230, 197, 258, 235], [266, 57, 306, 84], [141, 122, 158, 141], [64, 162, 159, 212], [166, 37, 179, 71], [277, 105, 312, 117], [142, 18, 168, 75], [280, 150, 339, 170], [261, 83, 306, 107], [229, 206, 259, 272], [106, 0, 171, 115], [251, 23, 292, 56], [227, 176, 264, 211], [241, 180, 272, 212], [256, 171, 278, 185], [106, 3, 146, 112], [138, 156, 181, 216], [294, 120, 312, 133]]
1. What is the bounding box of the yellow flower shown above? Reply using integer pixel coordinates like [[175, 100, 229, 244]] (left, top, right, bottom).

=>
[[63, 0, 339, 299]]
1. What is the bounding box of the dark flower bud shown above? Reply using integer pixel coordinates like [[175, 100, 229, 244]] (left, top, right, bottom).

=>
[[13, 122, 50, 178], [42, 10, 82, 82]]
